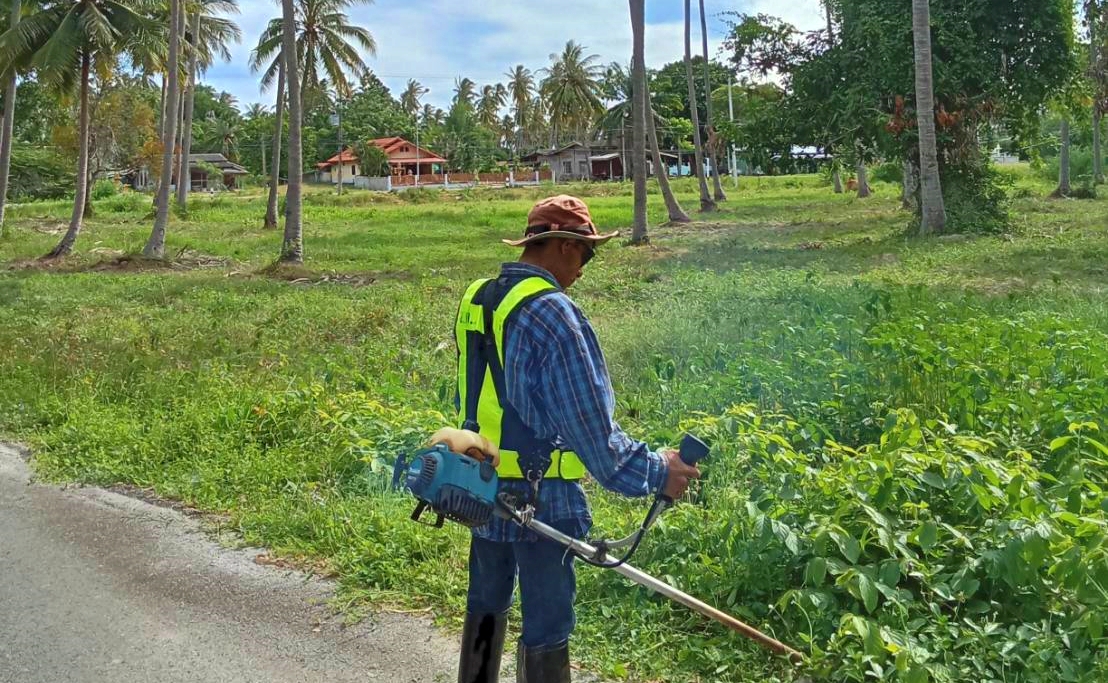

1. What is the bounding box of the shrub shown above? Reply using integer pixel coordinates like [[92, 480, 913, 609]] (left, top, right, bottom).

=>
[[870, 161, 904, 184], [91, 179, 119, 200], [8, 146, 75, 201]]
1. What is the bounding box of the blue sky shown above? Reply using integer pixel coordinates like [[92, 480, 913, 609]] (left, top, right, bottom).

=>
[[205, 0, 824, 112]]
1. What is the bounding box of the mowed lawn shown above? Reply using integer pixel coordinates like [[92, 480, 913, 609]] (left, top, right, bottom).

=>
[[1, 172, 1106, 682]]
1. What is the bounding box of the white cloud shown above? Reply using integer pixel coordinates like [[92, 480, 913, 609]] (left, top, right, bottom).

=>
[[204, 0, 824, 111]]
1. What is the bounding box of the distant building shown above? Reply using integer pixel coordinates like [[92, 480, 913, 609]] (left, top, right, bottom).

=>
[[187, 153, 248, 191], [316, 137, 446, 182]]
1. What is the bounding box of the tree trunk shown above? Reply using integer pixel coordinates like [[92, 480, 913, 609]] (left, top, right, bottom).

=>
[[699, 0, 726, 202], [912, 0, 946, 234], [832, 166, 843, 193], [855, 156, 871, 198], [264, 55, 286, 230], [144, 0, 182, 259], [280, 0, 304, 263], [158, 74, 168, 142], [649, 94, 690, 223], [1054, 117, 1071, 197], [629, 0, 648, 243], [1095, 110, 1104, 184], [0, 0, 20, 236], [684, 0, 715, 212], [901, 159, 917, 210], [176, 11, 200, 208], [44, 52, 91, 258]]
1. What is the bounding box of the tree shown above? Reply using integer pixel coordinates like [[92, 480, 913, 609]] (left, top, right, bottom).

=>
[[399, 78, 426, 116], [1087, 1, 1107, 183], [629, 0, 647, 243], [144, 0, 182, 259], [505, 64, 534, 152], [0, 0, 156, 258], [0, 0, 21, 235], [684, 0, 714, 211], [280, 0, 303, 263], [540, 41, 603, 146], [452, 77, 476, 108], [176, 0, 241, 209], [912, 0, 946, 234], [699, 0, 726, 201], [476, 83, 506, 128], [202, 116, 240, 159], [253, 0, 375, 105]]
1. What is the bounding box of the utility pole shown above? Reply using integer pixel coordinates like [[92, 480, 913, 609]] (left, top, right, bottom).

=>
[[728, 76, 738, 188], [416, 120, 421, 187], [331, 101, 344, 195]]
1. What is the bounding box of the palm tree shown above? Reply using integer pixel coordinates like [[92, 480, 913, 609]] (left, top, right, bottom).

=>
[[400, 78, 427, 116], [540, 41, 603, 146], [824, 0, 843, 193], [280, 0, 303, 263], [0, 0, 22, 236], [1054, 117, 1072, 197], [145, 0, 183, 259], [698, 0, 726, 201], [253, 0, 376, 102], [505, 64, 533, 152], [912, 0, 945, 234], [204, 117, 240, 159], [251, 28, 285, 230], [629, 0, 647, 243], [177, 0, 241, 209], [453, 76, 476, 108], [420, 103, 444, 128], [684, 0, 714, 212], [476, 83, 506, 128], [0, 0, 157, 258]]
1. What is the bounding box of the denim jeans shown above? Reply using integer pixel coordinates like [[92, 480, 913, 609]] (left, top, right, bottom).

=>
[[466, 520, 579, 650]]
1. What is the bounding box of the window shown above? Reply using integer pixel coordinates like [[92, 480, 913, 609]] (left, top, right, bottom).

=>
[[562, 160, 573, 175]]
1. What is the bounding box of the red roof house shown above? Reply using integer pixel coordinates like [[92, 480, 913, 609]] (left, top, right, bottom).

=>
[[317, 136, 446, 178]]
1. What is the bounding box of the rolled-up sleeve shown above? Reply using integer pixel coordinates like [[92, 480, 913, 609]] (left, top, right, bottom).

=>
[[509, 295, 668, 498]]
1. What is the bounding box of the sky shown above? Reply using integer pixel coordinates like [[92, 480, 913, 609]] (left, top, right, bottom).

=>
[[206, 0, 826, 112]]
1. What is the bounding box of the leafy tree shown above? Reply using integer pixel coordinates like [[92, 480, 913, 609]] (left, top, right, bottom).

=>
[[0, 0, 158, 257], [476, 83, 506, 128], [504, 64, 534, 152], [350, 139, 387, 176]]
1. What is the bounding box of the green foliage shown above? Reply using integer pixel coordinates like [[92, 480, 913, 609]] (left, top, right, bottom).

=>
[[90, 179, 119, 200], [7, 146, 75, 201], [351, 142, 389, 177], [1, 177, 1106, 681]]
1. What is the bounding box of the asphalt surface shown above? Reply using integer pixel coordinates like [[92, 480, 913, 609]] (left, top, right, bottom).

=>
[[0, 443, 461, 683]]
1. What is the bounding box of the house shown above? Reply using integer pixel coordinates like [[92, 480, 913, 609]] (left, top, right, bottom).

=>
[[187, 153, 248, 190], [587, 150, 681, 180], [316, 137, 446, 183], [521, 143, 595, 181]]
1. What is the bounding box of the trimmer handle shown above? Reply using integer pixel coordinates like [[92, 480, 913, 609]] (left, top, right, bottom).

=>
[[679, 433, 710, 466]]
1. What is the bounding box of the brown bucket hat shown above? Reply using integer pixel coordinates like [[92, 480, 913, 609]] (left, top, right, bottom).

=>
[[502, 195, 620, 247]]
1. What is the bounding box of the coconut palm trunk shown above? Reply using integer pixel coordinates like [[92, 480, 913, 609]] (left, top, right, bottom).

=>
[[280, 0, 303, 263], [912, 0, 946, 234], [855, 152, 871, 198], [684, 0, 714, 212], [0, 0, 19, 236], [629, 0, 648, 243], [264, 55, 285, 230], [176, 11, 200, 207], [825, 2, 843, 193], [902, 159, 917, 209], [144, 0, 182, 259], [1054, 118, 1072, 197], [649, 94, 690, 223], [699, 0, 726, 202], [1092, 14, 1103, 184], [44, 52, 92, 258]]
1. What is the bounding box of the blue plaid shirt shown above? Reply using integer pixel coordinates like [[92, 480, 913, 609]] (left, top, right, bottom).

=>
[[464, 263, 669, 543]]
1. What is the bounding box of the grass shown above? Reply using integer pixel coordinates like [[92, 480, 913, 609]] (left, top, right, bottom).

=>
[[1, 169, 1106, 682]]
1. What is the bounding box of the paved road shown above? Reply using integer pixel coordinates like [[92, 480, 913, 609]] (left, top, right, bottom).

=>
[[0, 444, 460, 683]]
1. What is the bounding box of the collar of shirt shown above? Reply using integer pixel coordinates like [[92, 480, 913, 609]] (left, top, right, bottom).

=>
[[499, 262, 563, 291]]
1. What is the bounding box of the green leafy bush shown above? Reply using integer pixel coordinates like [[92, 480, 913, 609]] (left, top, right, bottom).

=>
[[8, 146, 75, 201]]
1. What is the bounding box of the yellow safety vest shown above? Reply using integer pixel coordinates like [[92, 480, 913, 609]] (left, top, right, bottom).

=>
[[454, 276, 586, 480]]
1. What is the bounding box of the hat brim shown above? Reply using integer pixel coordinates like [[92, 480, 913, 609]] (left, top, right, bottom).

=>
[[502, 230, 620, 247]]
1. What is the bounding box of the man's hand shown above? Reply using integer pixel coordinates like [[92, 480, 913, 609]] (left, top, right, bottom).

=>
[[661, 448, 701, 500]]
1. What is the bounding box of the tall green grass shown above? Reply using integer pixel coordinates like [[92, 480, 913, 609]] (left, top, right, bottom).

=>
[[0, 172, 1105, 681]]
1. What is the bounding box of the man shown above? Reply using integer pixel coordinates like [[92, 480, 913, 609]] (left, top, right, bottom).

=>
[[454, 195, 701, 683]]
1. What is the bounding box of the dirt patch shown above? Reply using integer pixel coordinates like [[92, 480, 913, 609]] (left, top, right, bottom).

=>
[[7, 248, 237, 274], [259, 262, 408, 288]]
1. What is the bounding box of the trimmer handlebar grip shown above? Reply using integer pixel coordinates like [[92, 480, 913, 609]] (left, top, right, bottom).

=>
[[679, 433, 710, 466]]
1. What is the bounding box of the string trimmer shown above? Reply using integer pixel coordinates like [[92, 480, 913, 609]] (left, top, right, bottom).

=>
[[393, 433, 803, 663]]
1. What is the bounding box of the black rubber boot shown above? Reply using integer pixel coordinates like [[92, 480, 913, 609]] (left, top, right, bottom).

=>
[[517, 640, 571, 683], [458, 611, 508, 683]]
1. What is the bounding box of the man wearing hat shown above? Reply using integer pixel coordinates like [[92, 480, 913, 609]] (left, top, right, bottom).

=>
[[452, 195, 701, 682]]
